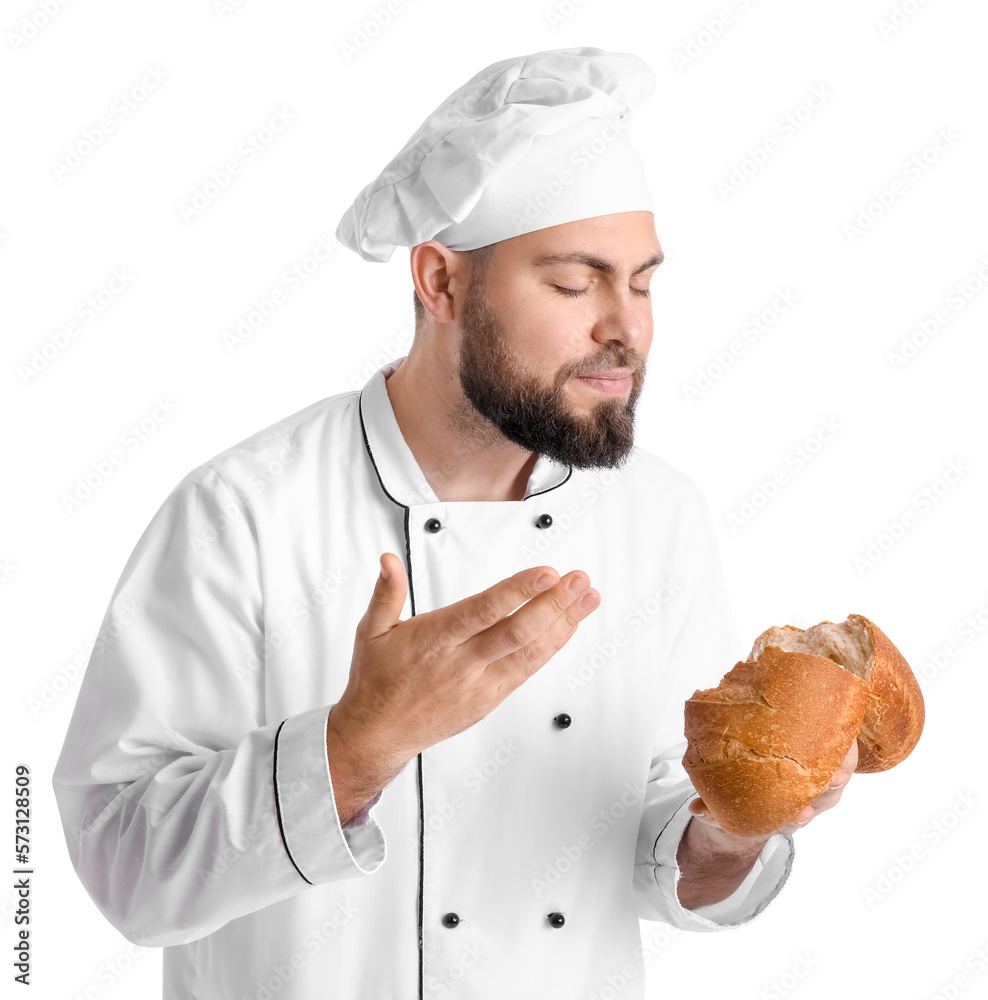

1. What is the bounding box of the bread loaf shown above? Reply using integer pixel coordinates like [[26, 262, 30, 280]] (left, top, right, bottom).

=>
[[682, 614, 924, 837]]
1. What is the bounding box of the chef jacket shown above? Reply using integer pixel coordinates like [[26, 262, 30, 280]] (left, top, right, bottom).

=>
[[52, 355, 795, 1000]]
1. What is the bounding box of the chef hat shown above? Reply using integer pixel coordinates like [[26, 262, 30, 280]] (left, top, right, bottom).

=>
[[335, 46, 656, 263]]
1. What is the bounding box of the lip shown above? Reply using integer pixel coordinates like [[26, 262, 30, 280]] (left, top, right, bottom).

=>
[[582, 369, 631, 379], [576, 371, 633, 396]]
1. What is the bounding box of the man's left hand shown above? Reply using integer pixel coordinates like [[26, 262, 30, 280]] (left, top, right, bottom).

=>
[[687, 738, 859, 844]]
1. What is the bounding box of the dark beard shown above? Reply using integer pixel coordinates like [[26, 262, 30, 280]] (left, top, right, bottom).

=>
[[456, 276, 646, 471]]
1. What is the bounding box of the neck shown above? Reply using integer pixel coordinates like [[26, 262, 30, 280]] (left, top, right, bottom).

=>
[[384, 351, 539, 502]]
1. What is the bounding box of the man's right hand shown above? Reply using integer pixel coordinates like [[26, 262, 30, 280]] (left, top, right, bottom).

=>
[[331, 552, 600, 771]]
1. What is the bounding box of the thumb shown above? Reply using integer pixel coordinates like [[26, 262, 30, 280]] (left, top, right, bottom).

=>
[[362, 553, 407, 636], [688, 797, 708, 819]]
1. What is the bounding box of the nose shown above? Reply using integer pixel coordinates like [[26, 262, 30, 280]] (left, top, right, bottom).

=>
[[592, 287, 649, 351]]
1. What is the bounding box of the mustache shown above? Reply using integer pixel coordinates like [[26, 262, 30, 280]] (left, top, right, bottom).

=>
[[570, 356, 645, 379]]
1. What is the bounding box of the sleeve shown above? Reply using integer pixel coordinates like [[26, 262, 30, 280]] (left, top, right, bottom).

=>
[[51, 467, 387, 948], [632, 483, 795, 930]]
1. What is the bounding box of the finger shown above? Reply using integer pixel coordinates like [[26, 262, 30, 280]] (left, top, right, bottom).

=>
[[690, 812, 725, 834], [360, 553, 408, 638], [813, 744, 857, 804], [435, 565, 563, 648], [480, 581, 601, 684], [463, 570, 597, 664], [794, 803, 814, 824], [809, 776, 849, 814], [775, 803, 816, 835], [834, 740, 858, 784], [688, 799, 724, 831]]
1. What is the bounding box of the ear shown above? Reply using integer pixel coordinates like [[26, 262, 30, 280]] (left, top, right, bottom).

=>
[[409, 241, 470, 324]]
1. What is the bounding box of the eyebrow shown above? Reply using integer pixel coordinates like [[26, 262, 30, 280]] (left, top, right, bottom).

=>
[[529, 249, 665, 275]]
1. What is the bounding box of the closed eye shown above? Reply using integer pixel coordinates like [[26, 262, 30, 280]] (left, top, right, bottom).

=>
[[554, 285, 650, 298]]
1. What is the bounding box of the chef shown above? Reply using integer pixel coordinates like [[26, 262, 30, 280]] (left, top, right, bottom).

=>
[[52, 47, 856, 1000]]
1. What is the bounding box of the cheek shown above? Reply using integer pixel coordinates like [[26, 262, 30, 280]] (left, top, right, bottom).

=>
[[558, 322, 594, 356], [487, 277, 599, 359], [500, 295, 587, 352], [638, 315, 655, 353]]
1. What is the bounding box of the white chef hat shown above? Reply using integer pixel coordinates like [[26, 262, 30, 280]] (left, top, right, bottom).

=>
[[335, 46, 656, 263]]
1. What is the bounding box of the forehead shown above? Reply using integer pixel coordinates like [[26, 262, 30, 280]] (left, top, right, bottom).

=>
[[527, 248, 664, 275], [496, 211, 662, 272]]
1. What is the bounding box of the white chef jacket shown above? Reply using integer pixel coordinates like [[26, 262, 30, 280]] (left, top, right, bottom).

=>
[[52, 355, 794, 1000]]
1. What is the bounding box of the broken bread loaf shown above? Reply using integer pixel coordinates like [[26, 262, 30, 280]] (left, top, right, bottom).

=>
[[682, 614, 925, 837]]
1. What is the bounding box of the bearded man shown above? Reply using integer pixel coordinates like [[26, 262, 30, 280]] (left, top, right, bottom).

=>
[[53, 46, 854, 1000]]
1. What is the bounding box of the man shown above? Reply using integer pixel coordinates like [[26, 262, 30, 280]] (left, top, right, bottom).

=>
[[53, 47, 855, 999]]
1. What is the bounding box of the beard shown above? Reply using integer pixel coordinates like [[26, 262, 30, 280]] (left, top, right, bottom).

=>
[[455, 274, 647, 471]]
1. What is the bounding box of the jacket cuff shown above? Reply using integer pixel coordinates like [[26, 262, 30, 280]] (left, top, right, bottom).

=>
[[273, 705, 387, 884], [650, 792, 794, 929], [342, 789, 383, 829]]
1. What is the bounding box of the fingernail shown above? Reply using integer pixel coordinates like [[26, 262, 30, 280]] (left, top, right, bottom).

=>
[[579, 592, 598, 611], [536, 573, 555, 590]]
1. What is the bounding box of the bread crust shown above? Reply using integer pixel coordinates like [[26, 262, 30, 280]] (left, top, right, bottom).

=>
[[848, 613, 925, 773], [682, 613, 924, 837], [683, 647, 872, 837]]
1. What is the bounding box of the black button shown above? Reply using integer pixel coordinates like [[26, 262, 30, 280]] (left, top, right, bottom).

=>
[[536, 513, 553, 529], [425, 518, 443, 533], [547, 912, 565, 928], [553, 713, 572, 729], [441, 912, 460, 928]]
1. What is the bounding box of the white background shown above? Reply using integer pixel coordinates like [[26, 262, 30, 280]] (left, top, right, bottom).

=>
[[2, 0, 985, 997]]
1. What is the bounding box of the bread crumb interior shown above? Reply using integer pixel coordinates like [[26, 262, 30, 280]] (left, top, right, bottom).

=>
[[748, 618, 874, 682]]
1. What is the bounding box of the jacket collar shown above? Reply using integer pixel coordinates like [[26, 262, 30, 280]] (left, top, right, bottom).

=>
[[358, 356, 572, 508]]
